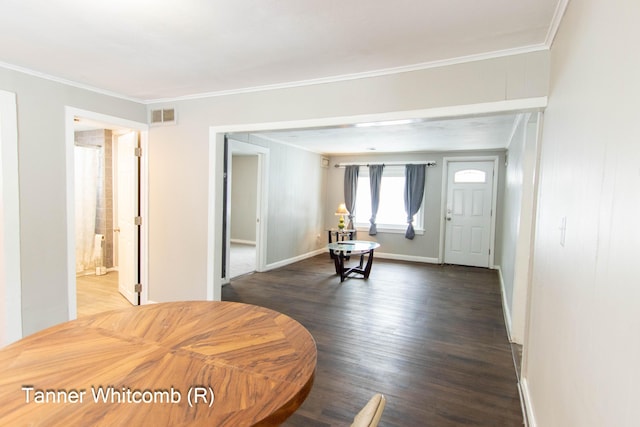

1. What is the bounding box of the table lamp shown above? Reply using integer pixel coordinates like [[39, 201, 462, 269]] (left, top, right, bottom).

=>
[[335, 203, 349, 230]]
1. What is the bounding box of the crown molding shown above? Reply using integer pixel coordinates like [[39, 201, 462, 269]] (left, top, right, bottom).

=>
[[1, 42, 552, 106], [147, 44, 549, 104], [545, 0, 571, 48], [0, 61, 144, 103]]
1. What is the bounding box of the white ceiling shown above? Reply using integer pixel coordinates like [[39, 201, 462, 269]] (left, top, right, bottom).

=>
[[5, 1, 561, 154], [1, 0, 562, 102], [75, 111, 523, 154], [249, 113, 523, 155]]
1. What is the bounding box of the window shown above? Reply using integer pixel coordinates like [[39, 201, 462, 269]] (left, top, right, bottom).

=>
[[353, 166, 424, 232], [454, 169, 486, 183]]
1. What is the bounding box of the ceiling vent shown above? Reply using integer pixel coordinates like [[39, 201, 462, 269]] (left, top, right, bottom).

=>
[[150, 108, 177, 126]]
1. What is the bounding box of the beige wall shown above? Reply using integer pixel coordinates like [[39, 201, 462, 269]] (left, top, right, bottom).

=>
[[0, 48, 549, 335], [523, 1, 640, 425], [230, 155, 258, 243], [0, 68, 146, 336], [148, 51, 549, 302]]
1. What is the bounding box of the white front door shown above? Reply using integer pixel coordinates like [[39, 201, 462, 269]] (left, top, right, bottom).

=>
[[444, 161, 495, 268], [116, 131, 139, 305]]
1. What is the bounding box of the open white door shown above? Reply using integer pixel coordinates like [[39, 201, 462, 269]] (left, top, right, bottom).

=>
[[116, 131, 140, 305], [444, 161, 495, 268]]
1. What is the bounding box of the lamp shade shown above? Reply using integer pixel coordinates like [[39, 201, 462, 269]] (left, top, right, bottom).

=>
[[335, 203, 349, 216]]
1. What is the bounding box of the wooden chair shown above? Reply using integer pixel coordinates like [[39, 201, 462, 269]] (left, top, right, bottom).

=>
[[351, 393, 386, 427]]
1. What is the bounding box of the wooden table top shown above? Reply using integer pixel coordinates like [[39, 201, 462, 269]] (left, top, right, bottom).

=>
[[0, 301, 317, 426]]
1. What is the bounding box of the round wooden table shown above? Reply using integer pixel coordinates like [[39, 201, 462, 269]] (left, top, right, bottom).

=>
[[0, 301, 317, 426]]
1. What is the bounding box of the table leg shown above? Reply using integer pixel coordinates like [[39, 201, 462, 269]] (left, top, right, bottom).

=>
[[363, 249, 375, 278], [339, 253, 346, 282], [333, 252, 341, 275], [328, 231, 335, 260]]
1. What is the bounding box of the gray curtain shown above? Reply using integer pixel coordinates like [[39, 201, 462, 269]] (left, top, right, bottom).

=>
[[404, 164, 426, 239], [368, 165, 384, 235], [344, 165, 359, 230]]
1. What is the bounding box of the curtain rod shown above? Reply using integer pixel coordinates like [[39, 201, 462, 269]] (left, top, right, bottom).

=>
[[334, 161, 436, 168]]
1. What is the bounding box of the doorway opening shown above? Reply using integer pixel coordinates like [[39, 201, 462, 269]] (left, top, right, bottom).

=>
[[222, 138, 269, 284], [73, 127, 129, 316], [66, 108, 149, 320]]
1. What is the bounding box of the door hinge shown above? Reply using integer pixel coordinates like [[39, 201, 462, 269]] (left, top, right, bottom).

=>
[[134, 216, 142, 226], [134, 283, 142, 293], [134, 147, 142, 157]]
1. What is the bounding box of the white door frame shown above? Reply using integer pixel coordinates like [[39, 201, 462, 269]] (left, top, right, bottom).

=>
[[65, 107, 149, 320], [439, 156, 500, 267], [224, 139, 269, 284], [0, 90, 22, 345]]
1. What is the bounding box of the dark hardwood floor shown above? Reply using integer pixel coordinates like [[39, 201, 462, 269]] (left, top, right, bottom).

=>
[[222, 255, 523, 426]]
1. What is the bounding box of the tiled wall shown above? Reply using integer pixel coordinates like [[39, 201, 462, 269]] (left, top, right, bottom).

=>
[[74, 129, 114, 268]]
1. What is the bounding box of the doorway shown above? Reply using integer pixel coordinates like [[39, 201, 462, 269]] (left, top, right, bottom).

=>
[[73, 126, 141, 314], [66, 107, 148, 319], [223, 138, 269, 284], [442, 158, 498, 268]]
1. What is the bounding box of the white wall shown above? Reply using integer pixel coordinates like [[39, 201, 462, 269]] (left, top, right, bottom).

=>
[[523, 1, 640, 425], [147, 51, 549, 303], [0, 68, 146, 336], [499, 119, 524, 330], [498, 113, 540, 343]]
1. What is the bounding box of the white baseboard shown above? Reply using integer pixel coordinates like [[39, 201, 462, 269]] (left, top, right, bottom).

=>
[[263, 248, 326, 271], [519, 378, 536, 427], [263, 249, 441, 272], [375, 252, 439, 264], [231, 239, 256, 246], [496, 265, 514, 343]]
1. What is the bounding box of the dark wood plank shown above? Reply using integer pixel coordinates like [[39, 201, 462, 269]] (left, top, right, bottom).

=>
[[223, 255, 522, 426]]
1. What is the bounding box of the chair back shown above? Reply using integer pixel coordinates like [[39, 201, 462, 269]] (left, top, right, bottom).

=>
[[351, 393, 386, 427]]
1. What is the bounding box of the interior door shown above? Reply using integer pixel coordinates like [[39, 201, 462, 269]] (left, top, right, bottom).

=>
[[116, 131, 140, 305], [444, 161, 495, 267]]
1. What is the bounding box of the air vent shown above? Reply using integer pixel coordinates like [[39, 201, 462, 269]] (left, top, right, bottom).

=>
[[150, 108, 177, 126]]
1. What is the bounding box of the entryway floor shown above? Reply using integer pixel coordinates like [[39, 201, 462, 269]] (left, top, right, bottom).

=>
[[76, 271, 131, 317]]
